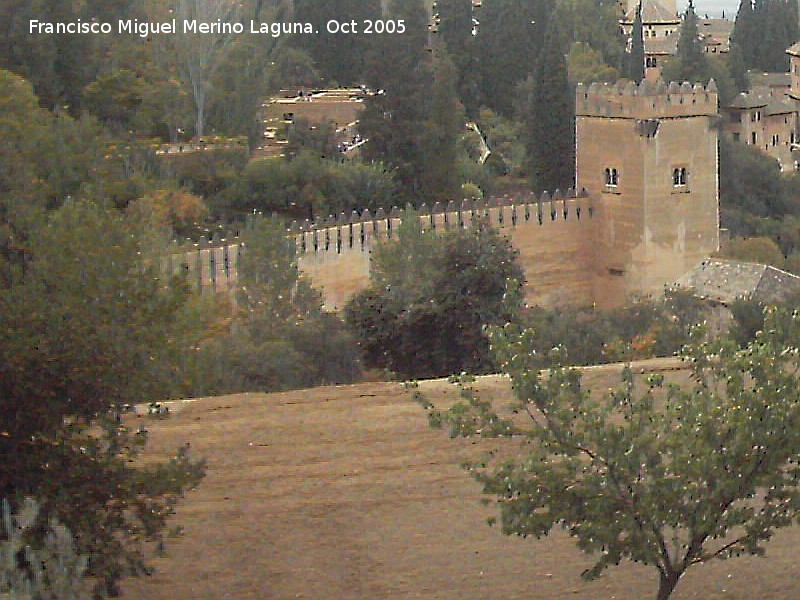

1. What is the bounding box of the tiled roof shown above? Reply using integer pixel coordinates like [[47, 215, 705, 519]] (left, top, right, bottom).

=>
[[727, 88, 770, 109], [645, 33, 678, 54], [673, 259, 800, 304], [748, 71, 791, 89], [624, 0, 680, 23], [766, 95, 795, 116]]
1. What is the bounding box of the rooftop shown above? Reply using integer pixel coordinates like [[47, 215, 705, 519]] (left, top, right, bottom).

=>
[[623, 0, 680, 23], [673, 259, 800, 304]]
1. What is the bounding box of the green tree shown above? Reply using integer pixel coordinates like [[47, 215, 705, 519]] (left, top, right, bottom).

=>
[[662, 1, 710, 84], [186, 216, 360, 394], [473, 0, 548, 116], [0, 201, 205, 597], [627, 1, 645, 82], [518, 18, 575, 193], [345, 214, 524, 378], [427, 308, 800, 599], [292, 0, 381, 86], [0, 70, 103, 285], [731, 0, 797, 72], [419, 49, 463, 200], [566, 42, 619, 85]]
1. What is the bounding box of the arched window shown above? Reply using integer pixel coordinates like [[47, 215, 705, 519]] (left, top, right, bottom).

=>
[[672, 167, 687, 187]]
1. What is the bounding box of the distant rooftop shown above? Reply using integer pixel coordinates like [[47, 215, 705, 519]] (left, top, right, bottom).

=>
[[726, 86, 794, 115], [673, 259, 800, 304], [624, 0, 680, 22], [747, 71, 791, 89]]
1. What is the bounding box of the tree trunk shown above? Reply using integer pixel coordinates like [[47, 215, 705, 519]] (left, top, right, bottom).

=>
[[656, 571, 681, 600]]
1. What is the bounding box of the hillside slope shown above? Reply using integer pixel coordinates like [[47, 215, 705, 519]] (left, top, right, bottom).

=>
[[123, 359, 800, 599]]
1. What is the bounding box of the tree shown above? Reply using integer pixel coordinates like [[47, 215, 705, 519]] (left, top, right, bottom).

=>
[[185, 216, 361, 395], [291, 0, 381, 86], [425, 309, 800, 599], [345, 214, 524, 378], [518, 17, 575, 193], [172, 0, 246, 138], [359, 0, 432, 201], [473, 0, 548, 116], [418, 48, 463, 200], [0, 70, 103, 286], [435, 0, 477, 112], [662, 1, 710, 84], [627, 1, 645, 82], [567, 42, 619, 86], [0, 201, 206, 597], [731, 0, 797, 72]]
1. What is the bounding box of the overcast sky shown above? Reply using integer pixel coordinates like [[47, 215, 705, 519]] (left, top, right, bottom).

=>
[[679, 0, 740, 19]]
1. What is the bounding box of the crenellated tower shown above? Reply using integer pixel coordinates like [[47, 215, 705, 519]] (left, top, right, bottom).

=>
[[575, 79, 720, 308]]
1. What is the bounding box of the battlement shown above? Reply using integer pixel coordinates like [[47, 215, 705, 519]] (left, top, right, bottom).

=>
[[576, 79, 719, 119], [290, 189, 592, 258]]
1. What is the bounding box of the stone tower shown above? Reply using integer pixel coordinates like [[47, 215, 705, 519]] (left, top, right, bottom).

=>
[[575, 79, 720, 308]]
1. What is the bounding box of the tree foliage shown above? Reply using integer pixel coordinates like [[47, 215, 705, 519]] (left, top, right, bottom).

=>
[[731, 0, 798, 73], [0, 201, 206, 597], [426, 308, 800, 599], [185, 216, 361, 395], [345, 215, 524, 378], [626, 2, 645, 82]]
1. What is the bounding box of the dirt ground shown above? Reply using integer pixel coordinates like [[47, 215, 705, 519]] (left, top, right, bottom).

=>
[[122, 359, 800, 599]]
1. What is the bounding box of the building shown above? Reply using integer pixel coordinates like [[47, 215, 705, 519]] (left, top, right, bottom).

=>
[[255, 88, 367, 160], [620, 1, 732, 81], [674, 259, 800, 305], [169, 80, 721, 312], [723, 87, 797, 171], [294, 79, 720, 310], [720, 43, 800, 172]]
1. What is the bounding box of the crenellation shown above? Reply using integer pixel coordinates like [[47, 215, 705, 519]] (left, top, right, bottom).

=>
[[577, 79, 718, 119]]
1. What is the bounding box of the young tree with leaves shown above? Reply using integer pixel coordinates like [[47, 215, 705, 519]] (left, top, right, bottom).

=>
[[425, 307, 800, 600]]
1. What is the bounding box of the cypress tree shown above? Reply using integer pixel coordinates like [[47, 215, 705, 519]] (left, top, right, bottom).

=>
[[664, 1, 710, 83], [359, 0, 432, 201], [525, 17, 575, 193], [436, 0, 478, 115], [627, 1, 645, 83], [292, 0, 381, 85], [473, 0, 549, 116], [419, 48, 462, 200]]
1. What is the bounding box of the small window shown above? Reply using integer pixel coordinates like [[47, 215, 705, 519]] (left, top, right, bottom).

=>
[[752, 131, 757, 145], [672, 167, 687, 187], [733, 132, 740, 142], [604, 167, 619, 187]]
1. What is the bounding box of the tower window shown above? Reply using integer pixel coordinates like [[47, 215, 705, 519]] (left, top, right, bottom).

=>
[[752, 131, 757, 145], [672, 167, 687, 187], [604, 167, 619, 187]]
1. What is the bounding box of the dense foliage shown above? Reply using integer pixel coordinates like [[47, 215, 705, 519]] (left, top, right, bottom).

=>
[[184, 217, 361, 395], [0, 201, 206, 597], [345, 216, 524, 378]]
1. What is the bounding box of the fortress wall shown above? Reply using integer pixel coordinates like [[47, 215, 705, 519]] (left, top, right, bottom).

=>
[[293, 192, 598, 310]]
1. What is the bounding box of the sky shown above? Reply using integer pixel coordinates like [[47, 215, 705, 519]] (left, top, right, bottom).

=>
[[679, 0, 741, 19]]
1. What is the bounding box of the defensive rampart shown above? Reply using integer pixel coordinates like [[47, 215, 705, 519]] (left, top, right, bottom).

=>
[[161, 189, 600, 310], [293, 190, 597, 309]]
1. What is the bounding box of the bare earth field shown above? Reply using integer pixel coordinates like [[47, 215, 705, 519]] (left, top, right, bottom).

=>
[[122, 358, 800, 600]]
